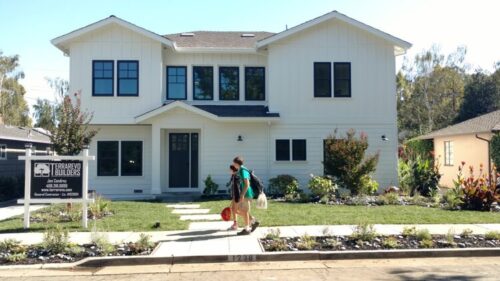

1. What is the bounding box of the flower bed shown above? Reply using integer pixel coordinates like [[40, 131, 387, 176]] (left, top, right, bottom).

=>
[[261, 228, 500, 252]]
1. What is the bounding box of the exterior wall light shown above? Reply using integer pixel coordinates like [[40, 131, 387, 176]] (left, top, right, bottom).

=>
[[381, 135, 389, 141], [237, 135, 243, 142]]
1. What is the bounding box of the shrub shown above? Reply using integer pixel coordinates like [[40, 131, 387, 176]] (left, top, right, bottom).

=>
[[323, 129, 379, 195], [492, 133, 500, 172], [0, 239, 25, 254], [382, 237, 399, 249], [267, 239, 288, 251], [360, 175, 379, 195], [202, 175, 219, 195], [402, 226, 418, 237], [91, 233, 115, 256], [135, 233, 154, 252], [89, 195, 111, 219], [350, 222, 377, 242], [268, 175, 299, 196], [377, 192, 400, 205], [443, 188, 463, 209], [409, 155, 441, 197], [456, 163, 499, 211], [420, 239, 434, 248], [398, 159, 412, 195], [336, 187, 351, 199], [485, 231, 500, 240], [416, 229, 432, 241], [461, 228, 474, 238], [403, 139, 433, 161], [308, 175, 336, 198], [265, 229, 281, 240], [296, 234, 318, 250], [5, 253, 27, 262], [43, 224, 69, 254]]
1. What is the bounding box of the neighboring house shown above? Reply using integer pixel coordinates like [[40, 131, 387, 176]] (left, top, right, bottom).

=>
[[51, 11, 411, 198], [0, 123, 52, 177], [418, 110, 500, 187]]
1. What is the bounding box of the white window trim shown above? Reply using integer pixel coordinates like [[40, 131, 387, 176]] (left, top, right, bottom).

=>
[[444, 141, 454, 166]]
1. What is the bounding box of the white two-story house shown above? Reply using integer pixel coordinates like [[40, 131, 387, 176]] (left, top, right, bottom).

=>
[[51, 11, 411, 198]]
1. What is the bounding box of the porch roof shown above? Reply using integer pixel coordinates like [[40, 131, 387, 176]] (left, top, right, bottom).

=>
[[135, 101, 280, 123]]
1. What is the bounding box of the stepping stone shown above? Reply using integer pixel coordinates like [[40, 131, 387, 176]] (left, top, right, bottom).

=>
[[166, 204, 200, 209], [172, 209, 210, 214], [180, 214, 221, 221]]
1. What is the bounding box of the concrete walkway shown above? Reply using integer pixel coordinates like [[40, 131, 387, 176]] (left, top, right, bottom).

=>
[[0, 205, 46, 221]]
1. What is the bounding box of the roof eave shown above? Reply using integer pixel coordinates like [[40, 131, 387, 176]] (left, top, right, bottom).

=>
[[173, 46, 258, 54], [51, 16, 174, 55]]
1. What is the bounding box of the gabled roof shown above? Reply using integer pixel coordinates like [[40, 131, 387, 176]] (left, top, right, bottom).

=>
[[418, 110, 500, 139], [257, 10, 412, 55], [51, 16, 174, 54], [0, 125, 52, 144], [135, 101, 279, 123], [164, 31, 274, 52]]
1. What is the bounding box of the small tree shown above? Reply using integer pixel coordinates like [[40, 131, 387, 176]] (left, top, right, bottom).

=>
[[323, 129, 379, 195], [50, 92, 97, 155]]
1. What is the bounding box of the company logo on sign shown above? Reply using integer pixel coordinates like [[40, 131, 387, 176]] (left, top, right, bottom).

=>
[[33, 162, 82, 178], [34, 163, 51, 177]]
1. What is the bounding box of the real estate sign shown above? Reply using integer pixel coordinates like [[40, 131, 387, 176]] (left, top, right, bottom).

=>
[[31, 160, 83, 199]]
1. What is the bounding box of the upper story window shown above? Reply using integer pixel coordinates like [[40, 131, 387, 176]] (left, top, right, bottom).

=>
[[193, 66, 214, 100], [444, 141, 454, 166], [167, 66, 187, 100], [245, 67, 265, 101], [117, 61, 139, 96], [219, 67, 239, 100], [0, 144, 6, 160], [334, 62, 351, 97], [93, 60, 114, 96], [314, 62, 331, 97]]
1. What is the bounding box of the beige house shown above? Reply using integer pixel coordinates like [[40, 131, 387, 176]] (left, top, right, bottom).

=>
[[418, 110, 500, 187]]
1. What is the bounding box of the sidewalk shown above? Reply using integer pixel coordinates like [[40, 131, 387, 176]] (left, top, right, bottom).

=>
[[0, 205, 46, 221]]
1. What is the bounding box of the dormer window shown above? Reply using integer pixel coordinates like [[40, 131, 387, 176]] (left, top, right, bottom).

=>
[[180, 32, 195, 37], [241, 33, 255, 37]]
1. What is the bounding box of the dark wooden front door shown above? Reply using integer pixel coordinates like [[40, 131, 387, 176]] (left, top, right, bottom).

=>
[[169, 133, 198, 188]]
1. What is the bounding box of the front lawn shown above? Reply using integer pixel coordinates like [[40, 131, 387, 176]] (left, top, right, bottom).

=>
[[0, 201, 189, 233], [198, 200, 500, 226], [0, 200, 498, 233]]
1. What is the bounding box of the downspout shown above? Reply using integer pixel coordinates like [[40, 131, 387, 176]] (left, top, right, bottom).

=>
[[475, 134, 492, 184]]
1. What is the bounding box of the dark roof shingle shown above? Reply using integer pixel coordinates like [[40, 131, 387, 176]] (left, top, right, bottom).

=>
[[164, 31, 275, 49], [193, 105, 279, 118], [0, 125, 51, 143], [418, 110, 500, 139]]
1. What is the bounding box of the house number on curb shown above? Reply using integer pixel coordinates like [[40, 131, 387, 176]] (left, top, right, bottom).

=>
[[18, 144, 95, 229], [228, 255, 257, 262]]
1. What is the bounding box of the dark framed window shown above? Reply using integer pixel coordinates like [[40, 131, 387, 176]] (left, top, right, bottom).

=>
[[167, 66, 187, 100], [92, 60, 114, 96], [219, 67, 239, 100], [292, 139, 307, 161], [193, 66, 214, 100], [97, 141, 119, 176], [117, 61, 138, 96], [0, 144, 6, 160], [245, 67, 265, 100], [314, 62, 331, 97], [121, 141, 143, 176], [334, 62, 351, 97], [275, 139, 290, 161]]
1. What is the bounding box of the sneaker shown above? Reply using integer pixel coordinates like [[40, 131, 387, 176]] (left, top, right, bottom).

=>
[[227, 223, 238, 231], [251, 220, 260, 232], [237, 228, 251, 235]]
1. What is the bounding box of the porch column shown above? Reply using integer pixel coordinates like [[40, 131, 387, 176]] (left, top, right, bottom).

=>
[[151, 125, 162, 195]]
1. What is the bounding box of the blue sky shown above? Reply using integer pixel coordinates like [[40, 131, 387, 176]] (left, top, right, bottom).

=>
[[0, 0, 499, 108]]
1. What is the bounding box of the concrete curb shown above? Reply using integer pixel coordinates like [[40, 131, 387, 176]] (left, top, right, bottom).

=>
[[1, 248, 498, 269]]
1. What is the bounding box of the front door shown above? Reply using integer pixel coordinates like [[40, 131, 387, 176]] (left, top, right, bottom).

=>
[[169, 133, 198, 188]]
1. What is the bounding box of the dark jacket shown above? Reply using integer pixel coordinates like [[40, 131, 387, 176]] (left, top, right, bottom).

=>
[[231, 173, 241, 203]]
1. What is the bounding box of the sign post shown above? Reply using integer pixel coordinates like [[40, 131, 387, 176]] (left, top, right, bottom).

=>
[[18, 144, 95, 229]]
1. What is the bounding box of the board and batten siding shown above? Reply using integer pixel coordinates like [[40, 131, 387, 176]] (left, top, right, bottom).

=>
[[69, 24, 163, 124], [266, 18, 398, 189], [87, 125, 152, 196], [162, 49, 268, 104]]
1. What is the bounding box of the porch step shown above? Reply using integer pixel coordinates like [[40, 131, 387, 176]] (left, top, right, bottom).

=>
[[180, 214, 221, 221], [166, 204, 200, 209], [172, 209, 210, 214]]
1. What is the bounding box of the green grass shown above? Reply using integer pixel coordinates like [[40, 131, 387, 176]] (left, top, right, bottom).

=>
[[0, 201, 189, 233], [0, 200, 498, 233], [197, 200, 500, 226]]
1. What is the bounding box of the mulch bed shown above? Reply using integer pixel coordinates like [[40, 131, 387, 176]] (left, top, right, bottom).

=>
[[261, 235, 499, 252]]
